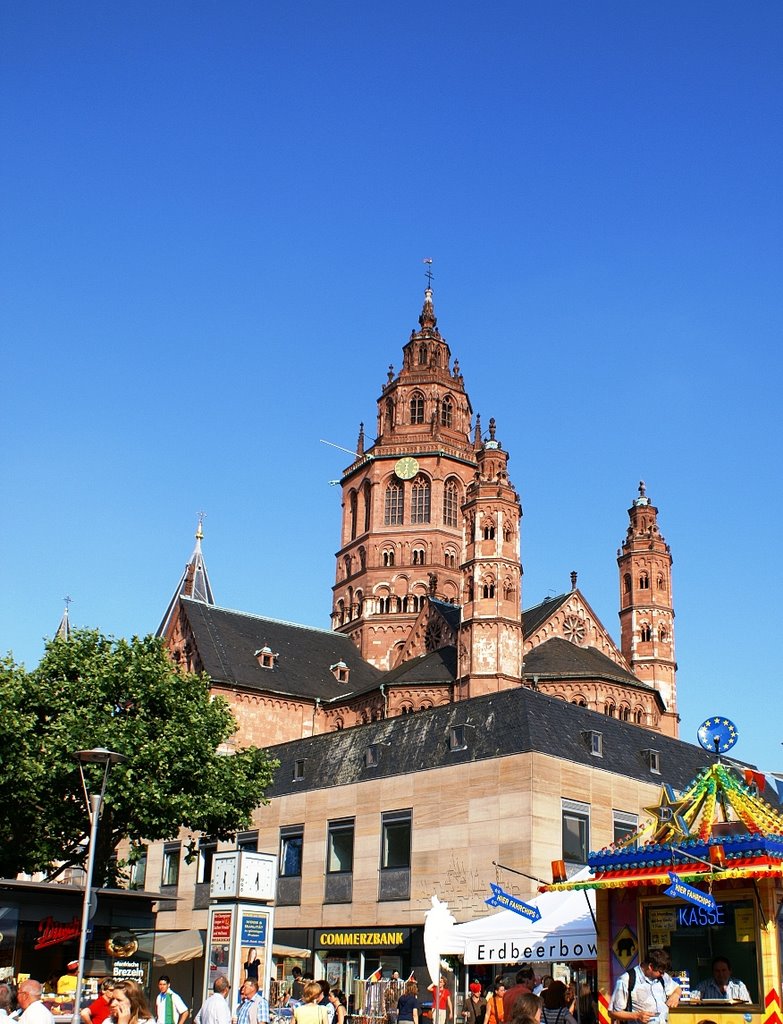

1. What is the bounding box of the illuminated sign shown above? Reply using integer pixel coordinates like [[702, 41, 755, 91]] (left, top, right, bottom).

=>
[[34, 916, 80, 950], [676, 904, 725, 927], [318, 930, 408, 947]]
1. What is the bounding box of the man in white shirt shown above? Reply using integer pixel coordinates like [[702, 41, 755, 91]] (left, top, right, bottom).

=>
[[156, 978, 189, 1024], [195, 978, 232, 1024], [694, 957, 751, 1003], [17, 981, 55, 1024], [609, 950, 681, 1024]]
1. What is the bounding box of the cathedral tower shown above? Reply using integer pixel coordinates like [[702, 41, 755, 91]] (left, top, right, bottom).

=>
[[331, 286, 478, 670], [617, 482, 678, 736], [457, 418, 524, 697]]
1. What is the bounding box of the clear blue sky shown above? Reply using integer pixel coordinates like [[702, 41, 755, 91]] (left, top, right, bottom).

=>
[[3, 2, 781, 772]]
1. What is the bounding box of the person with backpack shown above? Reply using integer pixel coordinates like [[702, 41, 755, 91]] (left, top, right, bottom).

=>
[[609, 950, 681, 1024]]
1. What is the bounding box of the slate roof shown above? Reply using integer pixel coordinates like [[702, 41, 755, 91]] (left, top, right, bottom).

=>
[[524, 637, 653, 692], [179, 597, 382, 701], [522, 594, 570, 636], [429, 598, 461, 632], [381, 647, 457, 686], [264, 682, 741, 799]]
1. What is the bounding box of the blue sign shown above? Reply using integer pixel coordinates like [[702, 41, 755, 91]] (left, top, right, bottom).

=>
[[485, 884, 542, 921], [663, 872, 717, 911], [240, 912, 268, 945]]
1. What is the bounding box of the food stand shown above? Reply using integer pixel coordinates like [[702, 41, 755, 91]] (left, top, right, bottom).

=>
[[542, 740, 783, 1024]]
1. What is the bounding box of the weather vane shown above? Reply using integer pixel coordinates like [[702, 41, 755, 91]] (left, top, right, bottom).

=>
[[423, 257, 434, 288]]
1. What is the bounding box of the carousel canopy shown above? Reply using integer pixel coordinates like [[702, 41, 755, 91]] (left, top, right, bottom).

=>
[[544, 762, 783, 892]]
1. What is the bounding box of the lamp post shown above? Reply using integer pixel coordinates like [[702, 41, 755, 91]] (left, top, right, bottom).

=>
[[72, 748, 127, 1024]]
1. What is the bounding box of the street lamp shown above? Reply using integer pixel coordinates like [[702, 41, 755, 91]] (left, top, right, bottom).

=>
[[72, 748, 127, 1024]]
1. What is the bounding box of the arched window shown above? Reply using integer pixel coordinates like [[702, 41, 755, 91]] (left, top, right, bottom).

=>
[[382, 548, 395, 567], [482, 578, 495, 599], [483, 519, 496, 541], [410, 392, 425, 424], [343, 554, 352, 578], [363, 481, 372, 533], [572, 697, 587, 708], [411, 475, 431, 524], [418, 344, 428, 365], [503, 580, 514, 601], [358, 546, 366, 570], [349, 490, 358, 540], [443, 478, 459, 528], [337, 599, 345, 625], [378, 595, 391, 614], [385, 398, 394, 432], [334, 718, 344, 731], [634, 708, 643, 724], [444, 549, 457, 569], [504, 525, 513, 543], [623, 573, 632, 594], [412, 547, 425, 565], [639, 572, 650, 590], [640, 625, 652, 642], [355, 591, 363, 616], [657, 573, 665, 590], [384, 480, 403, 525], [659, 626, 668, 642], [441, 395, 453, 427], [400, 705, 413, 715], [620, 705, 631, 721], [605, 701, 616, 717]]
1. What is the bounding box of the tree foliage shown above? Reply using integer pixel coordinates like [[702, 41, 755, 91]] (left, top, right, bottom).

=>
[[0, 630, 278, 884]]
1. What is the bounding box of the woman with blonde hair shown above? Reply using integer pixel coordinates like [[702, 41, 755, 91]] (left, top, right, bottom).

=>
[[293, 983, 329, 1024], [110, 981, 154, 1024]]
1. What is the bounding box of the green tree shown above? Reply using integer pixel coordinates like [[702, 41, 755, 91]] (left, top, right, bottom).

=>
[[0, 630, 278, 883]]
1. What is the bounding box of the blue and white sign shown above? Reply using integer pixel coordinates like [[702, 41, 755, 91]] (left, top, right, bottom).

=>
[[485, 884, 542, 921], [662, 872, 717, 911]]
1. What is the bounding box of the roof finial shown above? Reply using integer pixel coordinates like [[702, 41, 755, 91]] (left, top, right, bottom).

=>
[[357, 422, 365, 457], [488, 417, 496, 441], [196, 511, 206, 542], [638, 480, 646, 498], [570, 571, 578, 591], [419, 259, 437, 329], [473, 413, 482, 448]]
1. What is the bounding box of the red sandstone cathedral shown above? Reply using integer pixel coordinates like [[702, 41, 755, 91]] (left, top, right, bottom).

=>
[[159, 286, 678, 748]]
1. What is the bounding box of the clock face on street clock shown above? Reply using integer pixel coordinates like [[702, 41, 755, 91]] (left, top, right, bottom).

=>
[[395, 456, 419, 480], [210, 852, 239, 898], [239, 852, 277, 900]]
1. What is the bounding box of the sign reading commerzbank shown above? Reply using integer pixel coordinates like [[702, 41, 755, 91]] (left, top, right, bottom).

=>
[[318, 929, 410, 948]]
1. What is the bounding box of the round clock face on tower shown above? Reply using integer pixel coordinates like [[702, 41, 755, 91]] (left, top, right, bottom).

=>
[[394, 456, 420, 480]]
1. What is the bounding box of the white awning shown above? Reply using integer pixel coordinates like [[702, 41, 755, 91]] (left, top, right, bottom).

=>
[[153, 929, 205, 965], [272, 943, 311, 959]]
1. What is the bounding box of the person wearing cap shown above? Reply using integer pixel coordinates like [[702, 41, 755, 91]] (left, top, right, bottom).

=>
[[463, 984, 486, 1024], [57, 963, 79, 996]]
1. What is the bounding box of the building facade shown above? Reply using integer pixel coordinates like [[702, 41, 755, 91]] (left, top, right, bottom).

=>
[[149, 285, 709, 999]]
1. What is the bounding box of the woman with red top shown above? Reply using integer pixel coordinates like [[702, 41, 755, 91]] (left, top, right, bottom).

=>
[[428, 978, 453, 1024]]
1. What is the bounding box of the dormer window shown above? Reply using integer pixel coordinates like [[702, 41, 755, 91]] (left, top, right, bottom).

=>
[[365, 744, 379, 768], [330, 661, 350, 684], [643, 749, 661, 774], [293, 758, 306, 782], [583, 730, 603, 757], [449, 725, 468, 752], [255, 646, 277, 669]]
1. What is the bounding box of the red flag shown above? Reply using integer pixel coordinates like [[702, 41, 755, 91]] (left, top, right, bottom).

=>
[[365, 968, 382, 984], [406, 972, 416, 983]]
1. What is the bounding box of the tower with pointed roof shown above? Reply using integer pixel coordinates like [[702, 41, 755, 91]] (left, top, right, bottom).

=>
[[617, 481, 678, 736], [157, 515, 215, 639], [331, 285, 480, 670], [457, 418, 524, 696]]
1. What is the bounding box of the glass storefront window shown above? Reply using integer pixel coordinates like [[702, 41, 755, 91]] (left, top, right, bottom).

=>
[[641, 894, 760, 1005]]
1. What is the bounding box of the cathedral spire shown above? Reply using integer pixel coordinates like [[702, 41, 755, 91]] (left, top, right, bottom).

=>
[[55, 596, 72, 641], [157, 515, 216, 637], [419, 287, 437, 330]]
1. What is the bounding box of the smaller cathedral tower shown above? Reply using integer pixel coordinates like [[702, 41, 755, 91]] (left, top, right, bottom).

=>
[[617, 482, 678, 736], [457, 418, 524, 698]]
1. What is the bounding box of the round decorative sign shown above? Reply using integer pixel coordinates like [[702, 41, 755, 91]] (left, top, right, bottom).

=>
[[697, 716, 738, 754]]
